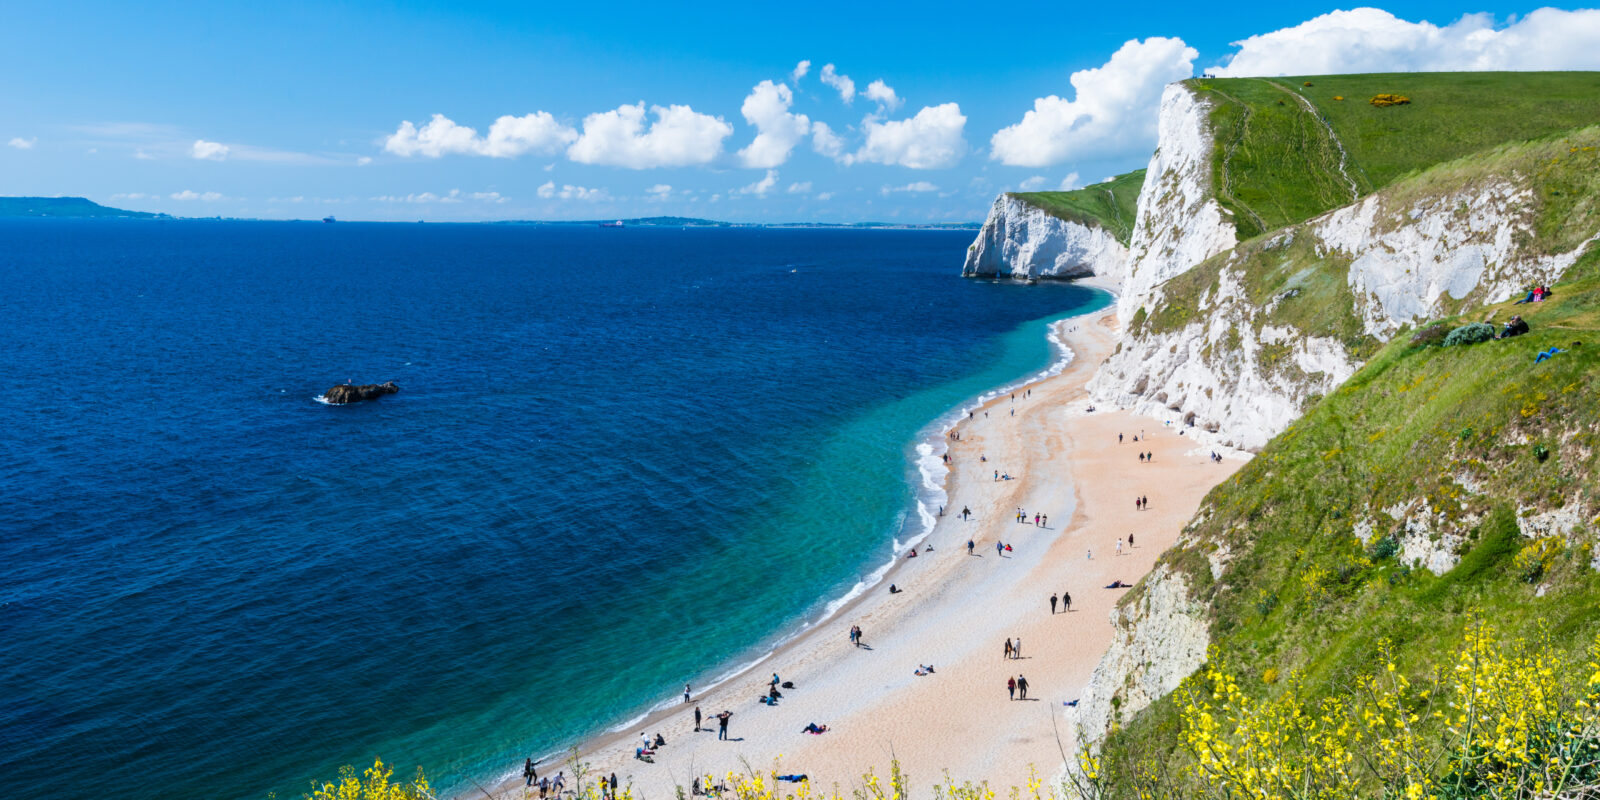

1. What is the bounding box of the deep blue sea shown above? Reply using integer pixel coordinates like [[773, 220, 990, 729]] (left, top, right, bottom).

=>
[[0, 219, 1106, 800]]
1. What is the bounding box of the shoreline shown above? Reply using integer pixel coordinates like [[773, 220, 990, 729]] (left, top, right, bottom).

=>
[[487, 277, 1236, 799], [481, 291, 1111, 792]]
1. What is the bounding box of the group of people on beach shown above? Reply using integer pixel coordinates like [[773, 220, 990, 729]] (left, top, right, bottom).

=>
[[1048, 592, 1072, 613], [1006, 674, 1030, 700], [522, 761, 569, 799], [1014, 509, 1047, 526]]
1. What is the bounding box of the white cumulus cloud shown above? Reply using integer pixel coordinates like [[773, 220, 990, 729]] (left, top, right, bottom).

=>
[[991, 37, 1197, 167], [568, 102, 733, 168], [811, 122, 847, 160], [536, 181, 608, 201], [192, 139, 230, 161], [1059, 172, 1083, 190], [854, 103, 967, 169], [385, 112, 577, 158], [820, 64, 856, 103], [1018, 175, 1048, 191], [8, 137, 36, 150], [882, 181, 940, 195], [647, 184, 673, 201], [737, 80, 811, 168], [1215, 7, 1600, 76], [170, 190, 224, 201], [864, 80, 903, 112], [792, 60, 812, 82], [787, 181, 813, 194], [815, 192, 834, 201], [737, 169, 780, 196]]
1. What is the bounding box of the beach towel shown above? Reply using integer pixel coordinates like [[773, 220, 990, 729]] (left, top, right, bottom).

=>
[[776, 775, 808, 783]]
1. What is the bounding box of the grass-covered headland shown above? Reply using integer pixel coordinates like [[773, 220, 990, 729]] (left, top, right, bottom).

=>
[[1189, 72, 1600, 239], [1009, 170, 1146, 246]]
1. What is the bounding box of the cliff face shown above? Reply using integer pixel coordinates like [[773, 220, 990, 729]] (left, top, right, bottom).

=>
[[1071, 114, 1600, 745], [1116, 84, 1238, 322], [962, 193, 1129, 282]]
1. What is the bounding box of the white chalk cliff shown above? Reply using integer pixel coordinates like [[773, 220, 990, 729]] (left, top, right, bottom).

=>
[[962, 194, 1129, 282], [1051, 83, 1600, 745]]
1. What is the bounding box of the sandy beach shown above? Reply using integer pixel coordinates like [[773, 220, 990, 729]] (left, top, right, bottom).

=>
[[494, 304, 1243, 799]]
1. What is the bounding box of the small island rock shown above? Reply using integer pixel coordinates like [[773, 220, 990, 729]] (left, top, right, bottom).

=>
[[323, 381, 399, 404]]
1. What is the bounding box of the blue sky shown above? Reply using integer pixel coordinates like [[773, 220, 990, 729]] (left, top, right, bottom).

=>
[[4, 1, 1598, 222]]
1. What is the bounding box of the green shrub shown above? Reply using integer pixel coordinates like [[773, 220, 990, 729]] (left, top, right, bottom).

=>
[[1443, 322, 1495, 346]]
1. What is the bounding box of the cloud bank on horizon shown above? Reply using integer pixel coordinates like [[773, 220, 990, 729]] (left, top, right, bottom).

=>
[[12, 5, 1600, 219]]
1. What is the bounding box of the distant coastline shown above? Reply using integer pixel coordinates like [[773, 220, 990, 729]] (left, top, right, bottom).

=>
[[0, 199, 979, 229]]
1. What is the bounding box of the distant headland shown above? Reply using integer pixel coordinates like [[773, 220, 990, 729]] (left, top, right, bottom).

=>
[[0, 196, 167, 219]]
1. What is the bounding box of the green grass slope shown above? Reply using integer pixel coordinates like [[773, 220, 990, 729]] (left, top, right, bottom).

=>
[[0, 196, 159, 218], [1189, 71, 1600, 239], [1008, 169, 1145, 245], [1098, 276, 1600, 795]]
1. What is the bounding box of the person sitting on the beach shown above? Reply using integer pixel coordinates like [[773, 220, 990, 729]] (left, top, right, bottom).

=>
[[653, 733, 666, 748], [769, 685, 782, 701], [914, 663, 936, 675], [802, 722, 829, 734], [925, 544, 934, 552], [635, 747, 654, 762], [889, 584, 902, 594], [906, 549, 918, 559]]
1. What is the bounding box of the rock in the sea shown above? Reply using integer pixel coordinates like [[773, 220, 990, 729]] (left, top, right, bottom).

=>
[[323, 381, 399, 404]]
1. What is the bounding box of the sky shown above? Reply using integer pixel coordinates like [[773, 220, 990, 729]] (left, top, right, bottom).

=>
[[4, 1, 1599, 222]]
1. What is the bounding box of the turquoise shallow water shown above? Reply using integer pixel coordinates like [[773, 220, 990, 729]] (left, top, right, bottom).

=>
[[0, 220, 1107, 799]]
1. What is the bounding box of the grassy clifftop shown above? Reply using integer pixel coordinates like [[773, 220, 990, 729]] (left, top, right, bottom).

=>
[[1189, 71, 1600, 239], [1098, 267, 1600, 794], [1008, 169, 1145, 245]]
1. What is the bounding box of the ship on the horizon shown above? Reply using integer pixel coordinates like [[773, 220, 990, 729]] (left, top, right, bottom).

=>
[[323, 216, 336, 223], [599, 220, 624, 228]]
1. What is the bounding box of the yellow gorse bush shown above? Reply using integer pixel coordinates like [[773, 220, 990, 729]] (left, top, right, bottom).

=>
[[302, 759, 432, 800], [1370, 94, 1412, 107], [1172, 623, 1600, 799]]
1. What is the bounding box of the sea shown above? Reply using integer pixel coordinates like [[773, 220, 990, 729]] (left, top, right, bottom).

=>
[[0, 219, 1108, 800]]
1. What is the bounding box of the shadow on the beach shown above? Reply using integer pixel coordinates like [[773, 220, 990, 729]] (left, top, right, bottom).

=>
[[857, 645, 874, 651]]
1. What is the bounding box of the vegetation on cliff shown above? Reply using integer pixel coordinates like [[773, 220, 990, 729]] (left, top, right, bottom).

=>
[[1095, 276, 1600, 796], [1188, 71, 1600, 239], [0, 196, 160, 218], [1010, 170, 1146, 246]]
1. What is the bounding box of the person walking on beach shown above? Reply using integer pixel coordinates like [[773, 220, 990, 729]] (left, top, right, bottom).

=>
[[1050, 593, 1058, 614], [1007, 676, 1016, 700], [554, 772, 566, 794], [996, 541, 1004, 557], [1129, 534, 1135, 548], [694, 705, 702, 731], [717, 710, 732, 740], [1086, 548, 1093, 560], [994, 470, 999, 482], [684, 683, 692, 703], [1017, 674, 1030, 700], [1014, 638, 1022, 659], [1116, 539, 1124, 556], [1004, 638, 1013, 659], [1119, 433, 1123, 444], [1042, 513, 1048, 527], [1034, 513, 1040, 526], [524, 758, 536, 786], [610, 774, 618, 798], [962, 505, 971, 520], [1141, 495, 1148, 509], [539, 776, 550, 799], [1063, 590, 1072, 611]]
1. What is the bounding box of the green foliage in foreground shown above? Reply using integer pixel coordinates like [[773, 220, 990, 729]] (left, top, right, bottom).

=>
[[1188, 71, 1600, 239], [1096, 279, 1600, 796], [1010, 170, 1146, 246]]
